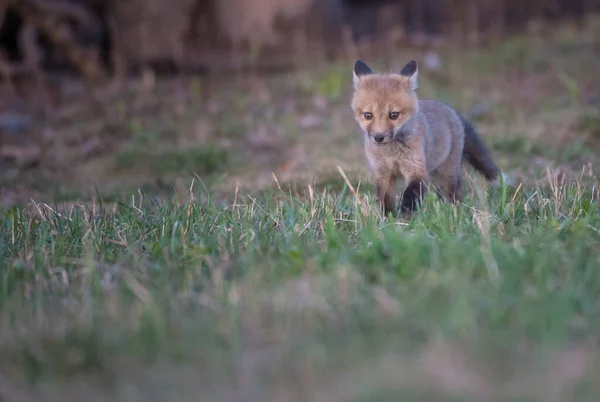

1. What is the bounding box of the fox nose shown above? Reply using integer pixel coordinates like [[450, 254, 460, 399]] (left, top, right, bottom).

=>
[[373, 134, 386, 143]]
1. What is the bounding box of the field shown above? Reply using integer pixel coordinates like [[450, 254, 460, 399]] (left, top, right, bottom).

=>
[[2, 20, 600, 401]]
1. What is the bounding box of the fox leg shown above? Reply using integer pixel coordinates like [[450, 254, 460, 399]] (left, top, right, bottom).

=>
[[447, 175, 463, 204], [400, 178, 428, 213], [374, 175, 397, 216], [399, 159, 429, 213], [431, 161, 463, 204]]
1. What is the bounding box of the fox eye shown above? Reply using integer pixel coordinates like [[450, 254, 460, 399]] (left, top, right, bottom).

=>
[[389, 112, 400, 120], [363, 112, 373, 120]]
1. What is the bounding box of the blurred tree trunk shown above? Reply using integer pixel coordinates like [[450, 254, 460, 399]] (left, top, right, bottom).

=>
[[110, 0, 195, 73]]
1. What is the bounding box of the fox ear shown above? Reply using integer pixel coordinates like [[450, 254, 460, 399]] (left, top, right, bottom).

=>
[[399, 60, 418, 91], [353, 60, 372, 87]]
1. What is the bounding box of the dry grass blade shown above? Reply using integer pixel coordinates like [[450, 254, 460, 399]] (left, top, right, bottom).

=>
[[472, 208, 500, 281], [41, 203, 72, 221], [337, 165, 368, 217], [272, 172, 291, 203], [510, 182, 523, 205], [29, 198, 47, 222]]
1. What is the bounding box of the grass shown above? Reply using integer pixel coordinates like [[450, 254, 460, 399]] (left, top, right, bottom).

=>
[[113, 145, 230, 176], [1, 171, 600, 401]]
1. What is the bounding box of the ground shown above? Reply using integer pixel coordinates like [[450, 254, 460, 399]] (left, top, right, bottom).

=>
[[1, 20, 600, 402]]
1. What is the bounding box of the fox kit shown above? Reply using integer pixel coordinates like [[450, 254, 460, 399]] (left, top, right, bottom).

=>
[[351, 59, 500, 216]]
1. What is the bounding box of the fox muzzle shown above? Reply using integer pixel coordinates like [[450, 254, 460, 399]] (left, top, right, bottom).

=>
[[373, 133, 386, 143]]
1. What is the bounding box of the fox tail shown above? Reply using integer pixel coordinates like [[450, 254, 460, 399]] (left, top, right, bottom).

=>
[[459, 114, 500, 182]]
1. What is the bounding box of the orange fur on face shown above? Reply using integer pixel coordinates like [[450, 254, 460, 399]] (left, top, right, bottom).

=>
[[351, 74, 418, 143]]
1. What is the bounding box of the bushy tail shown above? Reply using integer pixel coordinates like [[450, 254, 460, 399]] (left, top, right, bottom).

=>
[[459, 114, 499, 181]]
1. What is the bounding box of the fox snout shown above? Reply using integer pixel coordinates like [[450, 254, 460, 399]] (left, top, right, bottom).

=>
[[368, 131, 391, 145], [373, 133, 386, 143]]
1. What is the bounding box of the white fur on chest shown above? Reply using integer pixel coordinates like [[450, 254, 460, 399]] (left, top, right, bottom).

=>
[[365, 144, 409, 176]]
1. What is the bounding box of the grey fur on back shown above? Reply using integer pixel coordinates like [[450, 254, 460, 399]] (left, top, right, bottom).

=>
[[417, 100, 499, 181], [414, 100, 463, 171]]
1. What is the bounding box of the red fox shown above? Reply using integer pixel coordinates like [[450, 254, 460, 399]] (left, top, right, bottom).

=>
[[351, 59, 500, 216]]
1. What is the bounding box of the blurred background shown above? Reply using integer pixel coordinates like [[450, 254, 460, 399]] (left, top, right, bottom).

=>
[[1, 0, 600, 206], [2, 3, 600, 401]]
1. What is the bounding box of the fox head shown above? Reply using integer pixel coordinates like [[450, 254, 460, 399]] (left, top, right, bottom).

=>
[[351, 59, 419, 145]]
